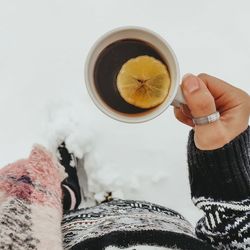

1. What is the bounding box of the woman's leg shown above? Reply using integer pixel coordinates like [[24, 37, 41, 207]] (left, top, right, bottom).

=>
[[0, 145, 66, 250]]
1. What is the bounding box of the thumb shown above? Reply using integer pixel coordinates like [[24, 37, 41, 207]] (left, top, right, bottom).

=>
[[181, 74, 217, 118]]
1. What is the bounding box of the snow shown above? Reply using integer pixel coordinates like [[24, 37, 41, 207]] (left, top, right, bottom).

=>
[[0, 0, 250, 225]]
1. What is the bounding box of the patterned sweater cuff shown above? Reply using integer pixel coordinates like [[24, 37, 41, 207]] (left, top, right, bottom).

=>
[[188, 126, 250, 201]]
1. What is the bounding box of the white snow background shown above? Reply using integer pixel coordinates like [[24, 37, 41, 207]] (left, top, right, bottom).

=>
[[1, 0, 250, 225]]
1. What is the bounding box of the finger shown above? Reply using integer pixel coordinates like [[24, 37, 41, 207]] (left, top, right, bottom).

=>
[[180, 104, 192, 118], [197, 73, 248, 112], [174, 107, 195, 127], [181, 74, 217, 118], [197, 73, 238, 100]]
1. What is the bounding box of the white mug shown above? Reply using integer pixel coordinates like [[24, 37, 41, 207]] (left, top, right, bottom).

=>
[[85, 26, 185, 123]]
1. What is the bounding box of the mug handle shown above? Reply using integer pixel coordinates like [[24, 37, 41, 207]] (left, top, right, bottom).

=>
[[171, 85, 186, 107]]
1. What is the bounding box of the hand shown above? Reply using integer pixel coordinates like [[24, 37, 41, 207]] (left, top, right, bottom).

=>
[[174, 73, 250, 150]]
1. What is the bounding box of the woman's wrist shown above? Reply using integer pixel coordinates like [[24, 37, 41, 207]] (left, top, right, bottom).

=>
[[194, 121, 230, 150], [194, 120, 248, 150]]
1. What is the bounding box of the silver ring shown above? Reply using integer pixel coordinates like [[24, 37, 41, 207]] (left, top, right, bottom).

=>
[[192, 111, 220, 125]]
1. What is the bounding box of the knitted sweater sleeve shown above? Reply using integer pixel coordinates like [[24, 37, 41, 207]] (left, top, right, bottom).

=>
[[188, 127, 250, 249]]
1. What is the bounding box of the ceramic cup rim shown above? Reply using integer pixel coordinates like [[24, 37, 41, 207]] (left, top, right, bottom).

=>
[[84, 26, 180, 123]]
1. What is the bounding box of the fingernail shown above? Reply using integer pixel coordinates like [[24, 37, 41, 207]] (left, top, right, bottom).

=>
[[182, 73, 193, 81], [182, 74, 200, 93]]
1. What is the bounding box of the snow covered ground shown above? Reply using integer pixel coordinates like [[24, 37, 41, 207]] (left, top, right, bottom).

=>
[[1, 0, 250, 225]]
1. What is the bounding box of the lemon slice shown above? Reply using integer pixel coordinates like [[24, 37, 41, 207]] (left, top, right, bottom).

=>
[[117, 55, 170, 109]]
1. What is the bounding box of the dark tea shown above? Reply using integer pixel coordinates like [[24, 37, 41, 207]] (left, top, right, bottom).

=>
[[93, 39, 168, 114]]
